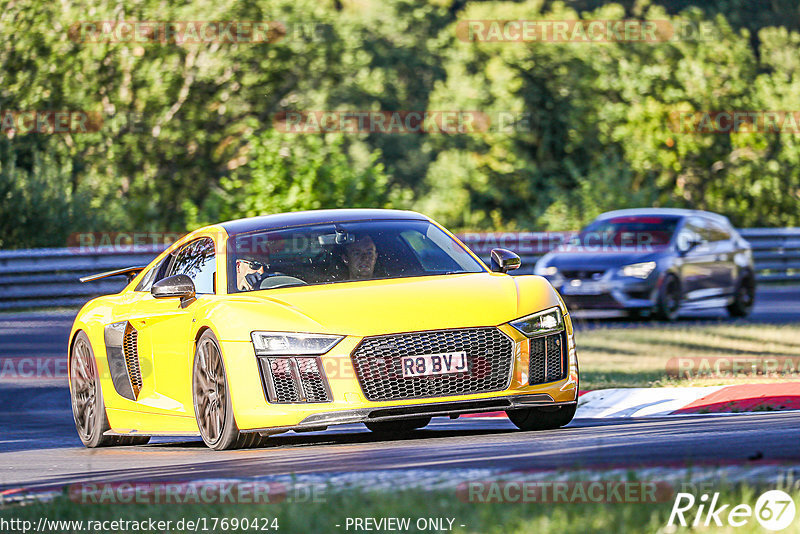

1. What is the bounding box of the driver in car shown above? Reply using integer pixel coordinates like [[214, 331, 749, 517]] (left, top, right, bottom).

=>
[[235, 258, 265, 291], [342, 235, 378, 280]]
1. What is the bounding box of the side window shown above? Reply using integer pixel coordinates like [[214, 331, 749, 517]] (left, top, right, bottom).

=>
[[135, 255, 171, 292], [706, 220, 732, 243], [169, 238, 217, 294], [676, 220, 707, 253], [688, 219, 713, 245]]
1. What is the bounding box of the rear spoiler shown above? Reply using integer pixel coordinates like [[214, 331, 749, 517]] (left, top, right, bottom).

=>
[[79, 266, 147, 284]]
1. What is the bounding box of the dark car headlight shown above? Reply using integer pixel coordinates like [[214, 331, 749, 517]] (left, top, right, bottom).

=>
[[509, 307, 564, 337], [535, 265, 558, 276], [618, 261, 657, 279], [251, 332, 343, 356]]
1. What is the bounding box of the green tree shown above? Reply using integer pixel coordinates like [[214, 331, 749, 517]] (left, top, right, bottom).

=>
[[184, 129, 404, 226]]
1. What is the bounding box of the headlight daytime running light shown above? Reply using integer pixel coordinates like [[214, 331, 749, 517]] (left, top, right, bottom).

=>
[[510, 307, 564, 338], [619, 261, 657, 279], [534, 264, 558, 276], [250, 332, 343, 356]]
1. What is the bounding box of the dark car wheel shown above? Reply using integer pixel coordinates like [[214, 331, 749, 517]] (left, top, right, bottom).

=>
[[193, 330, 264, 450], [365, 417, 431, 435], [727, 274, 756, 318], [654, 275, 681, 321], [625, 309, 644, 320], [506, 404, 576, 431], [70, 332, 151, 447]]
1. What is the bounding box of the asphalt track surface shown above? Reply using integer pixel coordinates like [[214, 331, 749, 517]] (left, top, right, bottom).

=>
[[0, 286, 798, 491]]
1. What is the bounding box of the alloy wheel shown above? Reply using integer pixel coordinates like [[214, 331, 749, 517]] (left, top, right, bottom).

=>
[[70, 337, 97, 442], [654, 275, 682, 321], [193, 338, 227, 445]]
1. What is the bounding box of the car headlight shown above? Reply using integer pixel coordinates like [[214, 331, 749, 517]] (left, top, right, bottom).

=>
[[535, 264, 558, 276], [250, 332, 343, 356], [510, 307, 564, 337], [619, 261, 656, 279]]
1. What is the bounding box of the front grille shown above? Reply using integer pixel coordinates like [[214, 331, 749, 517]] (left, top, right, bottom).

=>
[[563, 293, 620, 308], [562, 269, 605, 280], [529, 332, 566, 385], [122, 325, 142, 398], [259, 357, 331, 404], [351, 327, 514, 402]]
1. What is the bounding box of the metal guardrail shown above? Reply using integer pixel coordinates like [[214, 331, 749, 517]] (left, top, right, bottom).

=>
[[0, 228, 797, 310], [457, 228, 800, 282], [738, 228, 800, 283], [0, 246, 167, 310]]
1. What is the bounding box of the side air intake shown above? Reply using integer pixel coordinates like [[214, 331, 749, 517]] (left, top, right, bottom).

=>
[[123, 324, 142, 398]]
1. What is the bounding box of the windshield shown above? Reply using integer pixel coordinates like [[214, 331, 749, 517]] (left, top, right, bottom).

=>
[[227, 219, 485, 293], [571, 215, 680, 250]]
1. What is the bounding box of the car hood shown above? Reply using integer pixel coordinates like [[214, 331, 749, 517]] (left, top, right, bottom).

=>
[[215, 273, 561, 338], [541, 250, 664, 272]]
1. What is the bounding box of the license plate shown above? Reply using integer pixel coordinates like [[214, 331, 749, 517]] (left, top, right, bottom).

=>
[[562, 281, 606, 295], [401, 352, 468, 378]]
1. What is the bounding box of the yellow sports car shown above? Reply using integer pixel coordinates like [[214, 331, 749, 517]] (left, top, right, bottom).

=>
[[69, 209, 579, 450]]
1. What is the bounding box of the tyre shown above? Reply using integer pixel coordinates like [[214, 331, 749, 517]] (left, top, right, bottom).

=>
[[506, 404, 576, 431], [727, 274, 755, 318], [364, 417, 431, 434], [625, 309, 644, 320], [654, 274, 681, 322], [69, 331, 119, 447], [193, 330, 264, 450]]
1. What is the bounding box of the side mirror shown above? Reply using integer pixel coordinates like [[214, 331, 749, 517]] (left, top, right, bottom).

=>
[[677, 238, 702, 255], [151, 274, 195, 303], [490, 248, 521, 273]]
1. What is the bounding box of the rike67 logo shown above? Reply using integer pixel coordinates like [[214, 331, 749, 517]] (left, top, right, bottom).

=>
[[668, 490, 796, 531]]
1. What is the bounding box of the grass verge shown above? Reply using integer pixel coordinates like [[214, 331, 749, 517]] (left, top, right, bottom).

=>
[[3, 483, 800, 533], [577, 322, 800, 389]]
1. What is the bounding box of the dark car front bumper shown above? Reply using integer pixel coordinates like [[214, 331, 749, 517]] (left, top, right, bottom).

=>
[[546, 276, 659, 310]]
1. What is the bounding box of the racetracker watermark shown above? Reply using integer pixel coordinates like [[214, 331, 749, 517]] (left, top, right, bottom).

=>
[[0, 357, 67, 382], [274, 110, 618, 134], [669, 111, 800, 134], [311, 353, 492, 384], [458, 231, 668, 254], [456, 19, 720, 43], [69, 21, 330, 44], [666, 357, 800, 379], [274, 111, 490, 134], [68, 481, 325, 505], [457, 481, 675, 503], [67, 232, 185, 253], [0, 110, 103, 135]]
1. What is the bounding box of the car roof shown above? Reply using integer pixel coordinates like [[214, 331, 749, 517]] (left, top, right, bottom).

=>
[[594, 208, 731, 225], [219, 209, 430, 236]]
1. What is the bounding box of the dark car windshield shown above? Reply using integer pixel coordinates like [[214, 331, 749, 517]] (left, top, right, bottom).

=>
[[571, 215, 681, 250], [227, 219, 485, 293]]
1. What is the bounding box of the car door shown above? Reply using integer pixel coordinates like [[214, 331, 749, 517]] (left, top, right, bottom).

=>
[[705, 219, 737, 295], [128, 237, 218, 417], [676, 218, 717, 302]]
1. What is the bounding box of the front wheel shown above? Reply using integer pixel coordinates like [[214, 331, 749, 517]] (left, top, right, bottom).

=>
[[625, 309, 644, 320], [192, 331, 264, 450], [727, 275, 755, 318], [654, 275, 681, 322], [506, 404, 576, 431], [365, 417, 431, 435]]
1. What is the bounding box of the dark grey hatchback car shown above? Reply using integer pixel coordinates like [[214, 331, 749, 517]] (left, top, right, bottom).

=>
[[534, 209, 756, 320]]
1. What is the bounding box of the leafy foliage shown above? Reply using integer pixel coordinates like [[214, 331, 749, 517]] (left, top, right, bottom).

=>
[[0, 0, 799, 247]]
